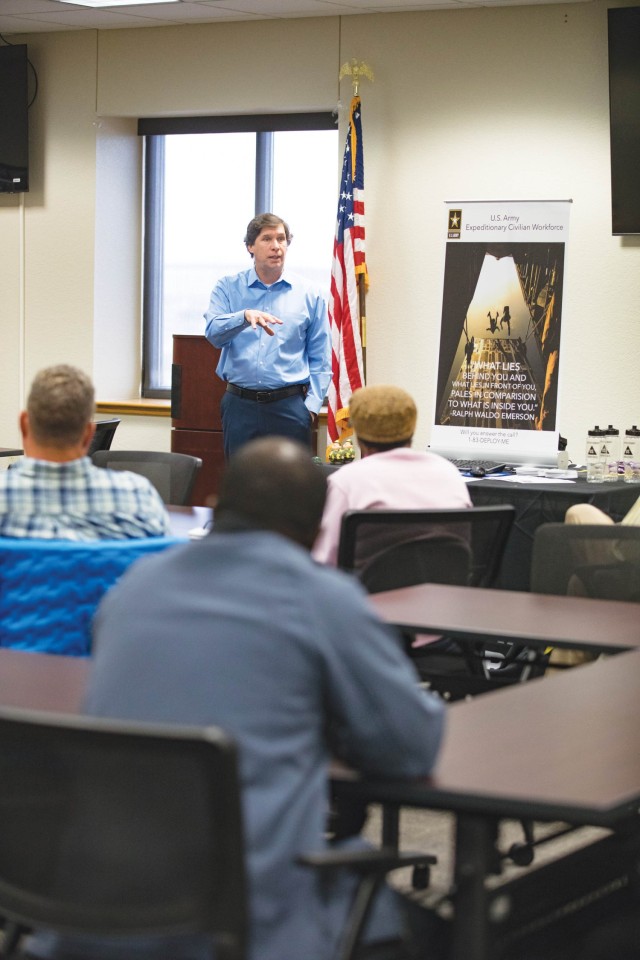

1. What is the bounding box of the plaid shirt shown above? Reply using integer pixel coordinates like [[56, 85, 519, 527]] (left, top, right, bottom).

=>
[[0, 457, 171, 541]]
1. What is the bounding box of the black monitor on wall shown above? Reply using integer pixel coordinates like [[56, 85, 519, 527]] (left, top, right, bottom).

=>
[[0, 44, 29, 194], [608, 6, 640, 235]]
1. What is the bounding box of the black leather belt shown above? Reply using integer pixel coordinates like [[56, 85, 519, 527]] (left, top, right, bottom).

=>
[[225, 382, 308, 404]]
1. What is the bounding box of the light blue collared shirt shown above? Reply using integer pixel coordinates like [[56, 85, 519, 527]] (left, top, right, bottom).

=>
[[203, 267, 331, 415], [27, 529, 444, 960]]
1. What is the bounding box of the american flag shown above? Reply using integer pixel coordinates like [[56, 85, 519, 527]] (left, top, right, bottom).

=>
[[326, 95, 367, 445]]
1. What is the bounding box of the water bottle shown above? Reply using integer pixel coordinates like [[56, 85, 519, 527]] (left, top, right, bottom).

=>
[[585, 426, 606, 483], [602, 424, 621, 481], [622, 425, 640, 483]]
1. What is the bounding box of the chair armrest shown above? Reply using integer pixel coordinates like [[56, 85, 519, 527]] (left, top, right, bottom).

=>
[[298, 847, 436, 875], [298, 848, 438, 960]]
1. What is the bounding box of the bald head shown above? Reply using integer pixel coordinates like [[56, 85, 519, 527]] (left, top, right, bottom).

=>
[[215, 438, 327, 549]]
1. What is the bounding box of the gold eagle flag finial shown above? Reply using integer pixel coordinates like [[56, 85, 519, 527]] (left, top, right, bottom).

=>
[[338, 59, 374, 97]]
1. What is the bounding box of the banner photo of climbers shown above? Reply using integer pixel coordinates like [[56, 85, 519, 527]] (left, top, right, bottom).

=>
[[430, 200, 571, 466]]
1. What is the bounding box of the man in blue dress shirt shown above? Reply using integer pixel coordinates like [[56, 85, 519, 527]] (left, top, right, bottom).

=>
[[25, 437, 445, 960], [204, 213, 332, 459]]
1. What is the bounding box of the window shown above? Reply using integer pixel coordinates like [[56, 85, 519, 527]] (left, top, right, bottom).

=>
[[139, 114, 338, 398]]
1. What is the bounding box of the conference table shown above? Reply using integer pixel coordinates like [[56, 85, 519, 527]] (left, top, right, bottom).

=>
[[325, 462, 640, 590], [333, 649, 640, 960], [350, 580, 640, 956], [0, 647, 88, 713], [5, 645, 637, 960], [167, 504, 213, 538], [368, 581, 640, 656], [355, 584, 640, 960], [468, 475, 640, 590]]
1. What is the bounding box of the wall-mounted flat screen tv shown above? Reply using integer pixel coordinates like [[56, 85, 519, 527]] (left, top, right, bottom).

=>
[[0, 44, 29, 194], [608, 6, 640, 235]]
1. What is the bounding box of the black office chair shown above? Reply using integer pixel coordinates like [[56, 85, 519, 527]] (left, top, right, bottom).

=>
[[92, 449, 202, 505], [337, 505, 515, 589], [337, 506, 518, 698], [0, 707, 434, 960], [0, 709, 246, 960], [87, 418, 120, 457], [356, 535, 472, 594], [529, 522, 640, 671], [531, 523, 640, 601]]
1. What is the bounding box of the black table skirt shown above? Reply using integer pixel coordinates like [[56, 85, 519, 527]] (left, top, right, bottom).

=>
[[469, 478, 640, 590]]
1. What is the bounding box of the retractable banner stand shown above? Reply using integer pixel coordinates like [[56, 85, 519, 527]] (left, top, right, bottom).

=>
[[431, 200, 571, 466]]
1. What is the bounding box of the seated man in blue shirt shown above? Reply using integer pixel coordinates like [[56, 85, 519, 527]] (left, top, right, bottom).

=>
[[0, 364, 170, 540], [204, 213, 331, 459], [26, 437, 446, 960]]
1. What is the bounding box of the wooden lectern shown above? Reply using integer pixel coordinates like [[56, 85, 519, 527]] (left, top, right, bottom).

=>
[[171, 335, 225, 506], [171, 334, 322, 505]]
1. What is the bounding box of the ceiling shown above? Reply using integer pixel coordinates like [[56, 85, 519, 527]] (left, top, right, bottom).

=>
[[0, 0, 586, 36]]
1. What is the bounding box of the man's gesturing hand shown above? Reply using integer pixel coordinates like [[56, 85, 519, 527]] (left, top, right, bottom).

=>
[[244, 310, 283, 336]]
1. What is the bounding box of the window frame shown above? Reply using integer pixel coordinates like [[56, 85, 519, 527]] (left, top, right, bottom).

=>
[[139, 112, 336, 399]]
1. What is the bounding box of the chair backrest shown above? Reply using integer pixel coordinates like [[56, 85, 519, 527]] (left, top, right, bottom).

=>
[[357, 535, 472, 593], [0, 536, 184, 656], [531, 523, 640, 601], [87, 418, 121, 457], [0, 708, 246, 960], [337, 505, 515, 591], [92, 450, 202, 506]]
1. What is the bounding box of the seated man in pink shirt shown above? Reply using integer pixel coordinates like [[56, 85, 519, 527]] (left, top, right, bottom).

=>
[[312, 384, 472, 568]]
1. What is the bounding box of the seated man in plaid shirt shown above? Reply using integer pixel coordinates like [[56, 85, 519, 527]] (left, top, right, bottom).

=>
[[0, 364, 170, 541]]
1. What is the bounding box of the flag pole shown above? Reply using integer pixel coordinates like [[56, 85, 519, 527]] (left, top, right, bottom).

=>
[[358, 273, 367, 379], [326, 60, 373, 458], [338, 58, 373, 386]]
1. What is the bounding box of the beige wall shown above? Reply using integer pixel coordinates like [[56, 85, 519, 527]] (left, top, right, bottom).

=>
[[0, 29, 99, 447], [96, 18, 339, 116], [1, 3, 639, 461]]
